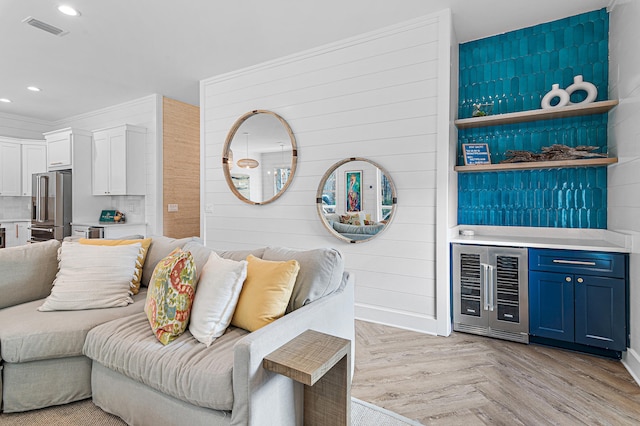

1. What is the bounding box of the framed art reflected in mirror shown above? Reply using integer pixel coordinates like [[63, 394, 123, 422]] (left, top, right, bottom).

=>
[[317, 157, 397, 243]]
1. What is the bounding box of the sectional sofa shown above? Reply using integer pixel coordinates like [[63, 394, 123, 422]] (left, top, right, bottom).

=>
[[0, 236, 354, 425]]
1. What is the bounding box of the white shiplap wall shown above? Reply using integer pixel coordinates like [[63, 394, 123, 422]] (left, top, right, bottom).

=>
[[202, 12, 453, 334], [53, 94, 162, 234], [609, 0, 640, 384]]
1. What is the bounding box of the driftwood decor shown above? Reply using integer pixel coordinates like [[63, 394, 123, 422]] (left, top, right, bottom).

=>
[[501, 144, 607, 163]]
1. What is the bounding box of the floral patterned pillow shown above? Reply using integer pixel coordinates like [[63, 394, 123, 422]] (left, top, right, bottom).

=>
[[144, 248, 197, 345], [341, 212, 368, 226]]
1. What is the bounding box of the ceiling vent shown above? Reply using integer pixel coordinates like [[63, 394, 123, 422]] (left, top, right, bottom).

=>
[[22, 16, 68, 37]]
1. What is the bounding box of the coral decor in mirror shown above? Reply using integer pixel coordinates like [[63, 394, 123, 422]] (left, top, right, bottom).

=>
[[222, 110, 298, 205], [317, 157, 397, 243]]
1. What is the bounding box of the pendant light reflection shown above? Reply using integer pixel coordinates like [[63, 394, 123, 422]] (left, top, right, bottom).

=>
[[236, 132, 259, 169]]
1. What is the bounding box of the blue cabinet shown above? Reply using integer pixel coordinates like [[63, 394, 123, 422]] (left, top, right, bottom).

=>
[[574, 275, 626, 350], [529, 271, 575, 343], [529, 249, 628, 352]]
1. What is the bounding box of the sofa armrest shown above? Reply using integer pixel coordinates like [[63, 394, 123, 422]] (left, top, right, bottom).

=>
[[230, 271, 354, 426]]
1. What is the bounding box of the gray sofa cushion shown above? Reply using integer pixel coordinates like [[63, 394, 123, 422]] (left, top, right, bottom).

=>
[[182, 241, 265, 282], [0, 290, 147, 363], [84, 312, 248, 411], [262, 246, 345, 313], [216, 247, 265, 262], [332, 221, 384, 235], [141, 236, 199, 287], [0, 239, 60, 309]]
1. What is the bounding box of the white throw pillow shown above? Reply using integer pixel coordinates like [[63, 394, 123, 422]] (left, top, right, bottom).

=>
[[189, 252, 247, 346], [38, 241, 142, 311]]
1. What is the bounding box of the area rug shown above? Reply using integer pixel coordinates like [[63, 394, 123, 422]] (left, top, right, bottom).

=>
[[352, 397, 423, 425], [0, 397, 423, 425]]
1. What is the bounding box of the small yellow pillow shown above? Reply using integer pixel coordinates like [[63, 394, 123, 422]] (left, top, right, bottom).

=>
[[231, 255, 300, 332], [79, 238, 152, 294]]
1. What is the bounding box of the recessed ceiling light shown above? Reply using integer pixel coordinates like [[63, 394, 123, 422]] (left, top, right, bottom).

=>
[[58, 5, 80, 16], [27, 86, 41, 92], [0, 98, 12, 103]]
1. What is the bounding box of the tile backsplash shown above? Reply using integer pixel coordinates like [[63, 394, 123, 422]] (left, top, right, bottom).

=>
[[458, 167, 607, 228], [457, 8, 609, 229], [0, 197, 31, 220], [0, 195, 145, 224], [110, 195, 145, 224]]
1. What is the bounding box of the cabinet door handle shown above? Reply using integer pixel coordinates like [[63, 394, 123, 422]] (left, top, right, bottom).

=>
[[553, 259, 596, 266], [577, 277, 584, 283], [29, 227, 53, 233], [50, 161, 63, 165]]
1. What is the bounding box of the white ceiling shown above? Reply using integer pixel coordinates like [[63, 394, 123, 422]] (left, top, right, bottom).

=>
[[0, 0, 611, 122]]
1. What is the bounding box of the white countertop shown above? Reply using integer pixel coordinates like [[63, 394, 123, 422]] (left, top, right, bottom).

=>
[[71, 222, 146, 228], [450, 225, 631, 253], [0, 218, 31, 223]]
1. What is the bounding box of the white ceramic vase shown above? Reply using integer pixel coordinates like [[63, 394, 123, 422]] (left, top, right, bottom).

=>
[[565, 75, 598, 105], [541, 84, 570, 109]]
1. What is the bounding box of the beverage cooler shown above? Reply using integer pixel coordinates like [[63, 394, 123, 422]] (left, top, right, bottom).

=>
[[452, 244, 529, 343]]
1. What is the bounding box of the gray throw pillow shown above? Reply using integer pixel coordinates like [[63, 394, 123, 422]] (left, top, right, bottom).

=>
[[0, 239, 60, 309], [262, 246, 345, 313], [141, 235, 199, 287]]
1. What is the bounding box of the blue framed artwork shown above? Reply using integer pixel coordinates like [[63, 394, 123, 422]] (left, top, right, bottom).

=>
[[346, 170, 362, 212]]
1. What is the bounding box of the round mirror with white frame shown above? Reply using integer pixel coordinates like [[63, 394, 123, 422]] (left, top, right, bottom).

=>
[[316, 157, 397, 243], [223, 110, 297, 205]]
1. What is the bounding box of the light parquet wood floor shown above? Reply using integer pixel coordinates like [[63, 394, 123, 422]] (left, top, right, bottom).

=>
[[351, 320, 640, 425]]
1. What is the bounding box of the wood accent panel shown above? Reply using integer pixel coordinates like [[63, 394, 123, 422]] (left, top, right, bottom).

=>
[[352, 320, 640, 425], [163, 97, 200, 238]]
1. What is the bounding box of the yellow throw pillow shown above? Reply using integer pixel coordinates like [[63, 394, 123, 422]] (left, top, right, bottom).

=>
[[79, 238, 152, 294], [231, 255, 300, 332]]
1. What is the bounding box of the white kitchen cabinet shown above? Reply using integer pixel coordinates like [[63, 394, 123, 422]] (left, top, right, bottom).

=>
[[0, 221, 30, 247], [92, 124, 146, 196], [45, 130, 72, 170], [0, 140, 22, 196], [43, 128, 94, 223], [44, 128, 92, 171], [16, 221, 29, 245], [21, 141, 47, 196]]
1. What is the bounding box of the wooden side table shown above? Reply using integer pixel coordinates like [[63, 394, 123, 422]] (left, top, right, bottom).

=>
[[263, 329, 351, 426]]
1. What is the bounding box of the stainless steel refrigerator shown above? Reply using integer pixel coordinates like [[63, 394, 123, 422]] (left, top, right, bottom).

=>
[[30, 171, 72, 242]]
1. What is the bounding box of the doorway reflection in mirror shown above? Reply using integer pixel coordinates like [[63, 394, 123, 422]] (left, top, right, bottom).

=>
[[222, 110, 297, 205]]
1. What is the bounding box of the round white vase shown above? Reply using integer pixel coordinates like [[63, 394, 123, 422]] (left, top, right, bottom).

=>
[[565, 75, 598, 105], [541, 84, 570, 109]]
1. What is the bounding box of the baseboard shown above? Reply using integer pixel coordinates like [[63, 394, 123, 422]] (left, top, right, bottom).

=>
[[355, 303, 438, 335], [622, 347, 640, 386]]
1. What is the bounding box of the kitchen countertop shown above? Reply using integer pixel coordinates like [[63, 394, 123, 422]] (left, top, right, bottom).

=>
[[450, 225, 631, 253], [71, 222, 146, 228], [0, 218, 31, 223]]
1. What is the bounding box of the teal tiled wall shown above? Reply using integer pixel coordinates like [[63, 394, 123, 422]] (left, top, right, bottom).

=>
[[457, 8, 609, 228]]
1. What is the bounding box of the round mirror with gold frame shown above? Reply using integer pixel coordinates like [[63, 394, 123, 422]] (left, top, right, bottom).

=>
[[316, 157, 397, 243], [223, 110, 298, 205]]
